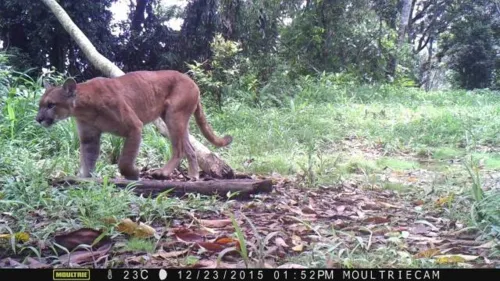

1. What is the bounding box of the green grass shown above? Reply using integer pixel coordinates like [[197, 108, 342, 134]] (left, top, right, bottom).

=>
[[122, 238, 157, 253], [376, 157, 419, 170], [472, 153, 500, 170], [432, 147, 465, 160], [1, 68, 499, 267]]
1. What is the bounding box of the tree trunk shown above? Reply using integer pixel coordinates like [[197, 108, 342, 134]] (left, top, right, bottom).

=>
[[424, 37, 434, 92], [40, 0, 235, 179], [397, 0, 413, 48], [131, 0, 148, 34], [388, 0, 413, 78]]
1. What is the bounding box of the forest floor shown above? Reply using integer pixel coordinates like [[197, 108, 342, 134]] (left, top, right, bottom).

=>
[[1, 136, 499, 269], [1, 84, 500, 268]]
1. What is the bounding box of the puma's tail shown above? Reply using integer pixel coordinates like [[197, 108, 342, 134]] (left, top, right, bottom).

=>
[[194, 100, 232, 147]]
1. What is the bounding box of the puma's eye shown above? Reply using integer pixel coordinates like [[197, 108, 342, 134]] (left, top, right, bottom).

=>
[[47, 103, 55, 109]]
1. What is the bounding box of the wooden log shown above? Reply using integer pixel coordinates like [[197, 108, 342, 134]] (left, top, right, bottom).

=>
[[52, 177, 274, 199]]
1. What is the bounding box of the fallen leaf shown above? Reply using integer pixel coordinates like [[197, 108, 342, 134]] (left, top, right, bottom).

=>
[[292, 244, 304, 252], [413, 200, 425, 206], [102, 217, 117, 225], [415, 248, 441, 258], [214, 237, 237, 245], [25, 257, 50, 268], [434, 254, 479, 262], [384, 232, 401, 238], [174, 228, 205, 243], [200, 226, 218, 235], [336, 205, 346, 214], [117, 219, 156, 238], [153, 249, 188, 259], [407, 177, 418, 182], [410, 225, 429, 235], [302, 206, 316, 214], [199, 219, 232, 228], [364, 217, 391, 224], [0, 232, 30, 242], [134, 222, 156, 238], [406, 236, 443, 243], [58, 243, 112, 265], [197, 242, 225, 252], [291, 235, 304, 252], [415, 220, 439, 231], [54, 228, 108, 251], [363, 203, 382, 210], [16, 232, 30, 242], [277, 263, 306, 268], [355, 209, 366, 219], [125, 255, 148, 265], [191, 260, 215, 268], [473, 240, 497, 249], [379, 202, 402, 209], [291, 235, 302, 246], [275, 237, 289, 248], [5, 258, 27, 268], [435, 195, 453, 206], [435, 256, 466, 264], [325, 256, 338, 268], [333, 219, 347, 228], [116, 218, 138, 235], [191, 260, 237, 268], [288, 224, 309, 235]]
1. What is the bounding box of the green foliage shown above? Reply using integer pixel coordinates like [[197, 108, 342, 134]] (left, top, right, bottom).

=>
[[1, 54, 500, 264], [280, 0, 399, 83], [187, 34, 243, 107], [438, 1, 499, 89]]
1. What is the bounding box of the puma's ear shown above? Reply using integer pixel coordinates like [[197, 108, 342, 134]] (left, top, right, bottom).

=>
[[62, 78, 77, 97], [43, 80, 53, 89]]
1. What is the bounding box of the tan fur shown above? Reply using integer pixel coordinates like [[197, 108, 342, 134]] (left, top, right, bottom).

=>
[[36, 70, 232, 180]]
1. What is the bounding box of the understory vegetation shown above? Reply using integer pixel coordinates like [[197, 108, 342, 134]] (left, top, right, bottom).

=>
[[1, 53, 499, 267]]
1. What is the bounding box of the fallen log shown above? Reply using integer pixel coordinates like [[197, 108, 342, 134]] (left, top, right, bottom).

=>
[[52, 177, 274, 199]]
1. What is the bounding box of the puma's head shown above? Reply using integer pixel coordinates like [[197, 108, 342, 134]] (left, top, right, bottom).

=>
[[36, 78, 77, 127]]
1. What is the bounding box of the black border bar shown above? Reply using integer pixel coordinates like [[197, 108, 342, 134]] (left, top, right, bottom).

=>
[[0, 268, 497, 281]]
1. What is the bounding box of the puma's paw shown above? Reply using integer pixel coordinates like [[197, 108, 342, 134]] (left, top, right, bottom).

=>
[[124, 174, 139, 181], [150, 169, 172, 179], [187, 174, 200, 181], [120, 166, 140, 180]]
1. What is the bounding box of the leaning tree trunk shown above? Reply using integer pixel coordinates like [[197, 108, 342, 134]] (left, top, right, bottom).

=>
[[40, 0, 234, 179]]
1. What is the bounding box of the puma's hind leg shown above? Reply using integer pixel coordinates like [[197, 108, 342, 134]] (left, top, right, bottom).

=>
[[151, 111, 193, 179], [118, 127, 142, 180], [117, 113, 143, 181]]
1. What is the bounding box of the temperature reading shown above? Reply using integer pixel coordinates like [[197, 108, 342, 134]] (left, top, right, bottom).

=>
[[123, 270, 149, 280]]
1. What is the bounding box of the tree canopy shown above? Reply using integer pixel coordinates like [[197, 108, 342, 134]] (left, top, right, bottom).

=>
[[1, 0, 498, 90]]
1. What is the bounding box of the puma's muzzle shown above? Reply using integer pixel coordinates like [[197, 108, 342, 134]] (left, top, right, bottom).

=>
[[36, 110, 55, 127]]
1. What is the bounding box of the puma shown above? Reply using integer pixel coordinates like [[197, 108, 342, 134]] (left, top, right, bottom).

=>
[[36, 70, 232, 180]]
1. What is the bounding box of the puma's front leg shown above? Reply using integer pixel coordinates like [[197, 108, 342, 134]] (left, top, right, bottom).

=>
[[118, 126, 142, 180], [77, 122, 102, 178]]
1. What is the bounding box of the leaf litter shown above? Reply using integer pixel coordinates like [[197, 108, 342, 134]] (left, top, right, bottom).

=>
[[2, 141, 500, 268]]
